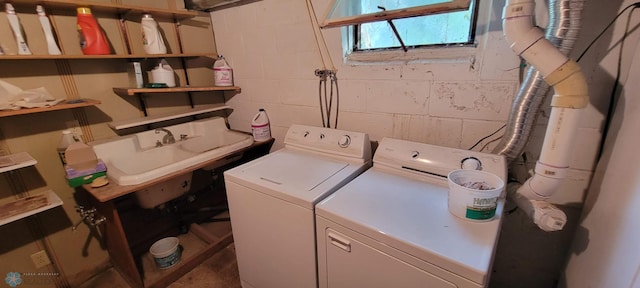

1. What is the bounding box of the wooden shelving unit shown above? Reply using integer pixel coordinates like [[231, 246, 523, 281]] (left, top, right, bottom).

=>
[[0, 190, 63, 226], [112, 86, 240, 119], [0, 53, 215, 60], [0, 99, 100, 117], [85, 139, 274, 288], [108, 104, 232, 130], [0, 152, 37, 173], [0, 154, 63, 226], [9, 0, 199, 19], [113, 86, 241, 96]]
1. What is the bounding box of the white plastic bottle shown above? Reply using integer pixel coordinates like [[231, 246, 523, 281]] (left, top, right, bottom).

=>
[[57, 130, 78, 165], [141, 14, 167, 54], [36, 5, 62, 55], [6, 3, 31, 55], [251, 109, 271, 142], [213, 55, 233, 86]]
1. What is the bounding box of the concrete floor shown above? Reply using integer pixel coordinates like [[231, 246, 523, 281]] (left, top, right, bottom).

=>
[[78, 243, 241, 288]]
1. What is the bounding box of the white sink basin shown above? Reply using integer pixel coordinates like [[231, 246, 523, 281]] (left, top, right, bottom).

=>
[[91, 117, 254, 186]]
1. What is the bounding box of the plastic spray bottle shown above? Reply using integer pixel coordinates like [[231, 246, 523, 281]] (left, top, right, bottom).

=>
[[77, 7, 110, 55]]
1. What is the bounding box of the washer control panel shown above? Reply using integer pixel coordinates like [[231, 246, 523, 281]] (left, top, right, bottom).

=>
[[285, 125, 371, 160]]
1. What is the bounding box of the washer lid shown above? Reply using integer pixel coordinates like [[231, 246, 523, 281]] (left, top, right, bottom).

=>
[[316, 167, 503, 286], [246, 151, 349, 191], [227, 149, 358, 207]]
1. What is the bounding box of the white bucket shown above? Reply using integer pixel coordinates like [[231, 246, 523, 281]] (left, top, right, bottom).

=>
[[447, 169, 504, 222], [149, 237, 182, 269]]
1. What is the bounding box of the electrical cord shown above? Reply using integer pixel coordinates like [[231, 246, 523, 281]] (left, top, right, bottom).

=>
[[574, 3, 639, 160], [596, 4, 639, 160], [468, 125, 506, 150], [479, 136, 503, 152], [576, 2, 640, 62]]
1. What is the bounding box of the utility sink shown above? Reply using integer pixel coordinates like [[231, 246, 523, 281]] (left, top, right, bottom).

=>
[[91, 117, 254, 186]]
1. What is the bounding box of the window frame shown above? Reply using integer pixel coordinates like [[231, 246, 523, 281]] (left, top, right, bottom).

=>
[[321, 0, 472, 29], [328, 0, 490, 65]]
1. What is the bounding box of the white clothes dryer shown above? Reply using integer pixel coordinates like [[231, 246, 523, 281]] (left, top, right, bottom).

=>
[[224, 125, 371, 288], [316, 138, 507, 288]]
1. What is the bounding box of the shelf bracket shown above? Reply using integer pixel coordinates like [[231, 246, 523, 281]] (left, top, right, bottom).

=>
[[137, 94, 148, 116]]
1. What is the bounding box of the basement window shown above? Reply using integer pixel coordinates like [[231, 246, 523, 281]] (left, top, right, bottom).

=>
[[321, 0, 478, 61]]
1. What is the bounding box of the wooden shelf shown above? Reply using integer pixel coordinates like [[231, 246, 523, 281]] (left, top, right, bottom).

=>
[[113, 85, 241, 96], [0, 53, 215, 61], [0, 152, 37, 174], [10, 0, 199, 19], [186, 0, 262, 11], [0, 99, 100, 117], [0, 190, 63, 226], [108, 105, 232, 130]]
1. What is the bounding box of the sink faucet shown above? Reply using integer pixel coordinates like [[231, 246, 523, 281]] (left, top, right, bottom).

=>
[[155, 128, 176, 144]]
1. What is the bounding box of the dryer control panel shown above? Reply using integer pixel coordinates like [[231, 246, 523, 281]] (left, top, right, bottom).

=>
[[284, 125, 371, 161], [374, 137, 507, 184]]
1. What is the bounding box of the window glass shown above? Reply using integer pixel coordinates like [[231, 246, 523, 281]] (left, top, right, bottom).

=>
[[357, 0, 476, 50]]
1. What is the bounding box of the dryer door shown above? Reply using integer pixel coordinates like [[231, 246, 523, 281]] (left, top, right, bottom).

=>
[[321, 228, 457, 288]]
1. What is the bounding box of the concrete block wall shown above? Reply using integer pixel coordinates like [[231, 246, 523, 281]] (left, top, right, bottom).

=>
[[209, 0, 640, 286], [209, 0, 617, 206]]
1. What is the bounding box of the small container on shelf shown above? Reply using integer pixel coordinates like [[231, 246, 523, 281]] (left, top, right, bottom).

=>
[[213, 55, 233, 86], [141, 14, 167, 55]]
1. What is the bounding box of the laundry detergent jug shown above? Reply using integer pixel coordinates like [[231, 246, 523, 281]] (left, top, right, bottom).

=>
[[150, 60, 176, 87]]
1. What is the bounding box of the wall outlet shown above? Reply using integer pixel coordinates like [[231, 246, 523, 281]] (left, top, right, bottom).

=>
[[65, 120, 83, 137], [31, 250, 51, 269]]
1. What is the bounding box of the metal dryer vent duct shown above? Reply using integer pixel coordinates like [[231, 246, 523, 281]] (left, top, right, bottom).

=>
[[497, 0, 588, 231], [493, 0, 585, 162]]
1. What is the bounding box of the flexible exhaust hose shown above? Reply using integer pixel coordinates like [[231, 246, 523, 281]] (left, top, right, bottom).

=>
[[493, 0, 585, 162]]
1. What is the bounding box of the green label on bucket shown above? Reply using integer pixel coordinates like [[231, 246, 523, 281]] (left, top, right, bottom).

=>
[[466, 206, 496, 220]]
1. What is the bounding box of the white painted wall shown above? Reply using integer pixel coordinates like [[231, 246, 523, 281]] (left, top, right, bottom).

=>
[[209, 0, 639, 285], [208, 0, 620, 207], [562, 36, 640, 288]]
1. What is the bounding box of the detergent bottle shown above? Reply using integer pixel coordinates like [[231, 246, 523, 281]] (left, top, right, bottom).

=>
[[141, 14, 167, 54], [77, 7, 110, 55]]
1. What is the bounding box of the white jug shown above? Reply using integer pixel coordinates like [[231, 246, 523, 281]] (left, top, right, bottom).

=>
[[150, 61, 175, 87]]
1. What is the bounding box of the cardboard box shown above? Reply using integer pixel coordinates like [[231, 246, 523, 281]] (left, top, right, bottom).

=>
[[67, 171, 107, 187], [64, 142, 107, 187]]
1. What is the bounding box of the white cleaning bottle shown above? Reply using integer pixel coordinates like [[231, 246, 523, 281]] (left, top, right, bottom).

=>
[[57, 130, 78, 165], [213, 55, 233, 86], [36, 5, 62, 55], [141, 14, 167, 54], [6, 3, 31, 55], [251, 109, 271, 142]]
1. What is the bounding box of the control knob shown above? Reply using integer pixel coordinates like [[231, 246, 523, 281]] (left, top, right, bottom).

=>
[[461, 157, 482, 170], [338, 135, 351, 148]]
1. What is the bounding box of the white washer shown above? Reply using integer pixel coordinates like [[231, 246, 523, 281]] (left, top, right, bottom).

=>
[[316, 138, 507, 288], [224, 125, 372, 288]]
